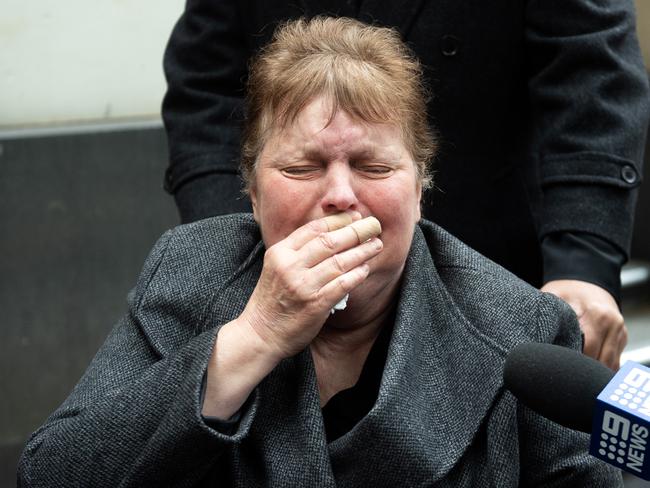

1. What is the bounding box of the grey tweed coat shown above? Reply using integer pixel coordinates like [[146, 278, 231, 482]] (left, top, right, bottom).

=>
[[18, 214, 621, 487]]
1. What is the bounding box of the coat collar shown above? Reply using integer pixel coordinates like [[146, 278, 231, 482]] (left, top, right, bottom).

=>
[[323, 225, 508, 484], [139, 217, 510, 484]]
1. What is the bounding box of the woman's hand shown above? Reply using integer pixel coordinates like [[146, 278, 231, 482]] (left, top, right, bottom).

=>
[[239, 212, 383, 359], [202, 212, 382, 419]]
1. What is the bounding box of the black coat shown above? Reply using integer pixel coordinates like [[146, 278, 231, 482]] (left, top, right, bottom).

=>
[[162, 0, 649, 287]]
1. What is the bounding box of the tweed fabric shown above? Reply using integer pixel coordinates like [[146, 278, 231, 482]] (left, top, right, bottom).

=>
[[18, 214, 622, 487]]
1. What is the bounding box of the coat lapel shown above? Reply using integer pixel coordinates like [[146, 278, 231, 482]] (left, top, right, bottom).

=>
[[328, 226, 507, 485], [245, 348, 338, 486]]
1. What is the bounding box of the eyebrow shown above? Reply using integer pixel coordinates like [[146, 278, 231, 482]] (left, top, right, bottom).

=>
[[268, 142, 401, 166], [301, 144, 393, 162]]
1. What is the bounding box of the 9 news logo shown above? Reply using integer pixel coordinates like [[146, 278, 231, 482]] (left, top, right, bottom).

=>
[[592, 363, 650, 479], [598, 411, 648, 473], [609, 368, 650, 413]]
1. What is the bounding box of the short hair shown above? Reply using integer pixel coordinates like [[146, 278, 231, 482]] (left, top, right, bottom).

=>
[[241, 16, 437, 191]]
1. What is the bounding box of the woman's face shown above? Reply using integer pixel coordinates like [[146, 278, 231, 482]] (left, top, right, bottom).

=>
[[250, 96, 421, 295]]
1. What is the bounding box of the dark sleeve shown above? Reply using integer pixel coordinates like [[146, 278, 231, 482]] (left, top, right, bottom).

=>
[[162, 0, 252, 223], [525, 0, 649, 262], [517, 293, 623, 487], [17, 231, 258, 487], [541, 232, 626, 302]]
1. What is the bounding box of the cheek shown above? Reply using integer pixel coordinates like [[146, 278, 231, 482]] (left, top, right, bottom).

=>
[[362, 182, 419, 263], [365, 182, 420, 224], [257, 179, 318, 245]]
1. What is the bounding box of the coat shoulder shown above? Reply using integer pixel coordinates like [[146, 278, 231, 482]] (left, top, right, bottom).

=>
[[417, 220, 581, 351], [132, 213, 262, 356], [139, 213, 261, 301], [163, 213, 260, 271]]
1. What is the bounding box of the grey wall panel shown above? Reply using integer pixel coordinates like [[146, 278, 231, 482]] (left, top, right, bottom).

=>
[[0, 127, 178, 485]]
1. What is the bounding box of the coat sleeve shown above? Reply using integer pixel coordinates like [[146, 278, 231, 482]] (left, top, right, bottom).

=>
[[161, 0, 251, 222], [525, 0, 649, 263], [516, 293, 623, 487], [17, 231, 258, 488]]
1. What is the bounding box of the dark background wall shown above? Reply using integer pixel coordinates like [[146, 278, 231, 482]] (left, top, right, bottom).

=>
[[0, 125, 178, 486], [0, 124, 648, 488]]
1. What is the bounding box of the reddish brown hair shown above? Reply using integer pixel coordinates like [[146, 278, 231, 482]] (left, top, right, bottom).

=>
[[241, 16, 436, 190]]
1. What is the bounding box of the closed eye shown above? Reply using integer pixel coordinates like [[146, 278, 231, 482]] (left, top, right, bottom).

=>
[[356, 165, 394, 178], [281, 165, 322, 179]]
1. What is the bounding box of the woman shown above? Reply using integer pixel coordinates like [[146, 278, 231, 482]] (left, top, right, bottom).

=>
[[19, 18, 620, 487]]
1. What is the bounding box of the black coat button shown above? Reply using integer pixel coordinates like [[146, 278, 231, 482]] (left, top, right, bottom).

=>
[[621, 165, 637, 184], [440, 35, 460, 57]]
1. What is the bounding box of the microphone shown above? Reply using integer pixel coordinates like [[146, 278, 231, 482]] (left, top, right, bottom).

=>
[[504, 343, 650, 480]]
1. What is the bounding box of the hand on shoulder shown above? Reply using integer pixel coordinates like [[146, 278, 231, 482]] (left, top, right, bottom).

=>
[[541, 279, 627, 370]]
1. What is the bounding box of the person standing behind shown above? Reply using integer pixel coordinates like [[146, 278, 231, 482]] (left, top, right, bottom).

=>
[[161, 0, 650, 369]]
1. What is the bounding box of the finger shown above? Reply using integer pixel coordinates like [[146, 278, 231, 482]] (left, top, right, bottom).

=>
[[349, 217, 382, 243], [310, 237, 383, 288], [284, 211, 361, 250], [325, 212, 361, 232], [581, 320, 605, 361], [318, 263, 370, 306], [299, 216, 382, 267], [617, 325, 629, 370], [599, 333, 620, 371], [598, 320, 627, 371]]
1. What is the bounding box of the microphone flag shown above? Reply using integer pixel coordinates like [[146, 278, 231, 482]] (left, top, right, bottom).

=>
[[592, 360, 650, 479]]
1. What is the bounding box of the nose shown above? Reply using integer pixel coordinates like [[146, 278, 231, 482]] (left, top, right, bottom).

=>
[[320, 163, 359, 214]]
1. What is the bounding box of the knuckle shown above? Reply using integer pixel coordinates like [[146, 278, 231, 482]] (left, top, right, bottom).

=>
[[306, 220, 324, 235], [264, 245, 282, 264], [285, 276, 317, 306], [331, 254, 346, 273], [265, 246, 298, 274], [614, 312, 625, 327], [335, 265, 368, 294], [604, 311, 623, 328], [314, 288, 331, 306], [336, 275, 353, 294], [586, 302, 620, 325], [583, 301, 602, 316], [286, 285, 310, 305], [318, 233, 337, 250], [595, 307, 610, 322], [284, 273, 306, 297]]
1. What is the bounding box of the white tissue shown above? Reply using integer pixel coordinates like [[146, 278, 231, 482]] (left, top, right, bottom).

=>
[[330, 294, 349, 314]]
